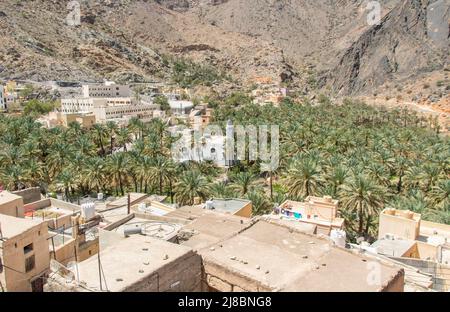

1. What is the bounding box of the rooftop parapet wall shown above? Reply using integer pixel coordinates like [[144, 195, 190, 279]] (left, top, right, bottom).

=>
[[12, 187, 42, 205], [379, 208, 421, 240]]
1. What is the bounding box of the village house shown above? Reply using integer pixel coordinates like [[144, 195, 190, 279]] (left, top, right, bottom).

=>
[[271, 196, 345, 235], [0, 214, 50, 292]]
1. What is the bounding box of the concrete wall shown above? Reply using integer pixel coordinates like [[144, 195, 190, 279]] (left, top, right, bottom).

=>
[[416, 241, 438, 261], [77, 239, 99, 262], [201, 259, 273, 292], [2, 222, 50, 291], [378, 212, 420, 240], [379, 269, 405, 292], [121, 251, 202, 292], [51, 238, 76, 266], [13, 187, 42, 205], [0, 196, 24, 218]]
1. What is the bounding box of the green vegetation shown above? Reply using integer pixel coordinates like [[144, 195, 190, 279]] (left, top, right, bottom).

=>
[[154, 95, 171, 112], [171, 58, 225, 88], [212, 98, 449, 241], [0, 98, 448, 243], [19, 84, 35, 99], [23, 99, 59, 116]]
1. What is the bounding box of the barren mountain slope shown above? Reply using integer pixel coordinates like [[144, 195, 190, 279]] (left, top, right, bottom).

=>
[[326, 0, 449, 95], [0, 0, 448, 96], [0, 0, 290, 85]]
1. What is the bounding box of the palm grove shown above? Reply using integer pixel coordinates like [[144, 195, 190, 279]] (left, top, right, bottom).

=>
[[0, 98, 448, 242]]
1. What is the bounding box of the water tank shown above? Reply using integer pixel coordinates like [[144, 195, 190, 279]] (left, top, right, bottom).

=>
[[81, 202, 96, 221], [97, 193, 104, 200], [124, 224, 142, 237], [330, 229, 347, 248]]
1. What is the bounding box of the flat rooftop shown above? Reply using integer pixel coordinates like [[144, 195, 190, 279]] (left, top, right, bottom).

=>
[[170, 206, 253, 250], [0, 214, 43, 240], [169, 100, 194, 109], [23, 198, 80, 218], [372, 239, 417, 257], [75, 231, 195, 292], [206, 198, 251, 214], [420, 220, 450, 241], [0, 191, 22, 205], [110, 217, 182, 241], [199, 220, 403, 292], [104, 193, 148, 209]]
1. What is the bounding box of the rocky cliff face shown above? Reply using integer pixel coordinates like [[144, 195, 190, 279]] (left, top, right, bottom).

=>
[[0, 0, 448, 95], [325, 0, 449, 95]]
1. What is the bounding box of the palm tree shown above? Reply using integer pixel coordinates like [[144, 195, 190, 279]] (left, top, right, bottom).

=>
[[175, 170, 209, 206], [56, 169, 79, 201], [420, 163, 441, 192], [284, 157, 322, 199], [246, 190, 272, 215], [150, 156, 174, 195], [339, 174, 384, 238], [230, 172, 256, 196], [106, 121, 118, 154], [92, 124, 107, 156], [116, 127, 132, 152], [84, 157, 106, 193], [428, 180, 450, 211], [107, 153, 129, 196], [324, 165, 349, 197], [209, 182, 237, 199]]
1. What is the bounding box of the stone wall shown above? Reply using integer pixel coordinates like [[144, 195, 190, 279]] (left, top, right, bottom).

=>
[[201, 258, 273, 292], [121, 251, 202, 292], [13, 187, 41, 205]]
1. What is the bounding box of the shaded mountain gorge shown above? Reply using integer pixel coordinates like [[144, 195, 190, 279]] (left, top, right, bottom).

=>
[[0, 0, 448, 95]]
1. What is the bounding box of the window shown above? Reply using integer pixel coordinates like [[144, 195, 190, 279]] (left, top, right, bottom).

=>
[[25, 255, 35, 272], [24, 243, 33, 254]]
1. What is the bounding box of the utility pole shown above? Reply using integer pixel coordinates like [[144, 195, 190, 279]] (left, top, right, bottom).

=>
[[98, 251, 103, 291], [127, 193, 131, 215]]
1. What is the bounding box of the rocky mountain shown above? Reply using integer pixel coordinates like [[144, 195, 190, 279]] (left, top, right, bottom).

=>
[[0, 0, 448, 95]]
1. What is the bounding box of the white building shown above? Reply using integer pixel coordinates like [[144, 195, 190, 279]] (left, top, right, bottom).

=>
[[82, 82, 131, 98], [0, 85, 6, 111], [92, 102, 159, 125], [171, 126, 227, 167], [169, 100, 194, 116], [61, 97, 158, 124], [60, 82, 158, 125]]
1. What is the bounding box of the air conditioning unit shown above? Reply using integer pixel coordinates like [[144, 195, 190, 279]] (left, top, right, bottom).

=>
[[385, 233, 395, 240]]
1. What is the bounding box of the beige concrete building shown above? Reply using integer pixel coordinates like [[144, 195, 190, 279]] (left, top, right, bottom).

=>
[[273, 196, 344, 235], [23, 198, 81, 231], [203, 198, 253, 218], [56, 230, 202, 292], [189, 105, 214, 129], [198, 219, 404, 292], [172, 209, 404, 292], [0, 191, 24, 218], [377, 208, 450, 263], [0, 214, 50, 292], [12, 187, 42, 205], [82, 83, 131, 98]]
